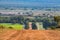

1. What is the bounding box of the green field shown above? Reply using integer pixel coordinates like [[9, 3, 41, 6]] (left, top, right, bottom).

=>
[[0, 23, 24, 30]]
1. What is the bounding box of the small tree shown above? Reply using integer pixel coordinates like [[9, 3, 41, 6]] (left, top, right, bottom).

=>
[[54, 16, 60, 27]]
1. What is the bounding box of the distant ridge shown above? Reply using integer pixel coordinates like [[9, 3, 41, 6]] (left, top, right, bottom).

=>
[[0, 4, 60, 9]]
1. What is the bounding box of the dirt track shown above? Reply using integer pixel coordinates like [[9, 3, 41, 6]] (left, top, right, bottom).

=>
[[0, 29, 60, 40]]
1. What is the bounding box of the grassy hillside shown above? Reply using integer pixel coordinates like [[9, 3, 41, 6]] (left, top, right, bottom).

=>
[[0, 23, 24, 30]]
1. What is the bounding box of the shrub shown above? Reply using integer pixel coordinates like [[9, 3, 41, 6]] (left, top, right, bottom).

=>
[[0, 25, 5, 29], [9, 27, 13, 29], [50, 26, 56, 30]]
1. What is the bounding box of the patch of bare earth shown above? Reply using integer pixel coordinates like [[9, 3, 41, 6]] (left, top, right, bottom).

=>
[[0, 29, 60, 40]]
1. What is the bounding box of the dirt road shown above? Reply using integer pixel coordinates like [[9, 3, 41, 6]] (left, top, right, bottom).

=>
[[0, 29, 60, 40]]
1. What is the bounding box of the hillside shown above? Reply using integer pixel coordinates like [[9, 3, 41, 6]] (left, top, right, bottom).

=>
[[0, 29, 60, 40]]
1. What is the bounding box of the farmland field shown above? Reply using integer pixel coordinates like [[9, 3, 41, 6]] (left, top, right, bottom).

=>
[[0, 29, 60, 40], [0, 23, 24, 30]]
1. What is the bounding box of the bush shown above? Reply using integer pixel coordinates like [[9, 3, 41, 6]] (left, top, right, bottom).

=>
[[9, 27, 13, 29], [0, 25, 5, 29], [50, 26, 56, 30]]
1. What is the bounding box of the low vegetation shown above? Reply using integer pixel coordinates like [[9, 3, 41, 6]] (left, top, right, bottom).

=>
[[0, 23, 23, 30], [0, 16, 60, 30]]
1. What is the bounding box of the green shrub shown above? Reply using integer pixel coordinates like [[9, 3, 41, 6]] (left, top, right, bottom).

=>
[[50, 26, 56, 30], [9, 27, 13, 29]]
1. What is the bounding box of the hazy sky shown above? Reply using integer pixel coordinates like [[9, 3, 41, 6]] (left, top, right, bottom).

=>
[[0, 0, 60, 7]]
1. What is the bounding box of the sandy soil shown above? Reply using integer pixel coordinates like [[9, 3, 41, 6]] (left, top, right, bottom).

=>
[[0, 29, 60, 40]]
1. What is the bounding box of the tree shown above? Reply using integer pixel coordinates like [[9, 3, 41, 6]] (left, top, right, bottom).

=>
[[0, 13, 2, 16], [54, 16, 60, 28]]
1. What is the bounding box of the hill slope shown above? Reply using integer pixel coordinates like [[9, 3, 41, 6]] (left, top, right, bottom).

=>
[[0, 29, 60, 40]]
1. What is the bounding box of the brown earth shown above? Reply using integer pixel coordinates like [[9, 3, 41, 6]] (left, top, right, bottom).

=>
[[0, 29, 60, 40]]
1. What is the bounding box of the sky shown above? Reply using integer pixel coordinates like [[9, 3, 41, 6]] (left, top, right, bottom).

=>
[[0, 0, 60, 7]]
